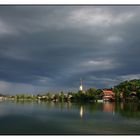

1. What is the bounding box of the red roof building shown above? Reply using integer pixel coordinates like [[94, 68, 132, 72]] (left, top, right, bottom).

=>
[[102, 89, 115, 101]]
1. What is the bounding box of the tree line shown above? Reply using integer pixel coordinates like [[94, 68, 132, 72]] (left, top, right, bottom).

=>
[[113, 79, 140, 101], [6, 88, 103, 102], [1, 79, 140, 102]]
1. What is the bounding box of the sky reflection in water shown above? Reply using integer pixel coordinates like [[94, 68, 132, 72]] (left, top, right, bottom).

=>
[[0, 101, 139, 134]]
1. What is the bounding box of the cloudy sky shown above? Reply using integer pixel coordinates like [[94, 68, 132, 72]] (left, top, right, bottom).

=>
[[0, 6, 140, 94]]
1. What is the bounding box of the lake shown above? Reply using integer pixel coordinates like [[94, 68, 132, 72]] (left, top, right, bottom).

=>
[[0, 100, 140, 134]]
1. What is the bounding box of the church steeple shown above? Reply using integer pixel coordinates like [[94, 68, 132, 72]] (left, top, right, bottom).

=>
[[79, 79, 83, 91]]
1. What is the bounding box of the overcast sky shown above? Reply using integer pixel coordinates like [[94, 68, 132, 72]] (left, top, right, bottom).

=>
[[0, 6, 140, 94]]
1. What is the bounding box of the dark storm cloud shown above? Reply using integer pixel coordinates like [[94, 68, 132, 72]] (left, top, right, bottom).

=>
[[0, 6, 140, 94]]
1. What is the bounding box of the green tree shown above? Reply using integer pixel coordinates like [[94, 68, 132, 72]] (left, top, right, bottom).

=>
[[59, 92, 64, 102]]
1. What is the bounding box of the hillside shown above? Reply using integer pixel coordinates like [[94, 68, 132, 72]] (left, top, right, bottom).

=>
[[114, 79, 140, 100]]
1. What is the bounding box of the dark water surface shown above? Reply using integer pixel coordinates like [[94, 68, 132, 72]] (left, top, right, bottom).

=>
[[0, 101, 140, 134]]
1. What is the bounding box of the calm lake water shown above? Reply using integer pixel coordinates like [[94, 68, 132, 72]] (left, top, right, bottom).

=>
[[0, 100, 140, 134]]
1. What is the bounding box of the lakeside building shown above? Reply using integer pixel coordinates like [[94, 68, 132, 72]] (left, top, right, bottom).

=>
[[102, 89, 115, 101], [0, 94, 7, 101]]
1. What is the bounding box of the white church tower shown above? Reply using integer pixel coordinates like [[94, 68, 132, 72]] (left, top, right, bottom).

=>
[[79, 79, 83, 91]]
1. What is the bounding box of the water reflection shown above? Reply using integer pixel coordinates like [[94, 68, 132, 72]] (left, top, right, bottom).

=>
[[80, 106, 84, 118], [119, 102, 140, 118], [79, 102, 116, 118], [103, 102, 115, 115], [120, 102, 124, 110], [8, 100, 140, 119], [0, 101, 140, 134]]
